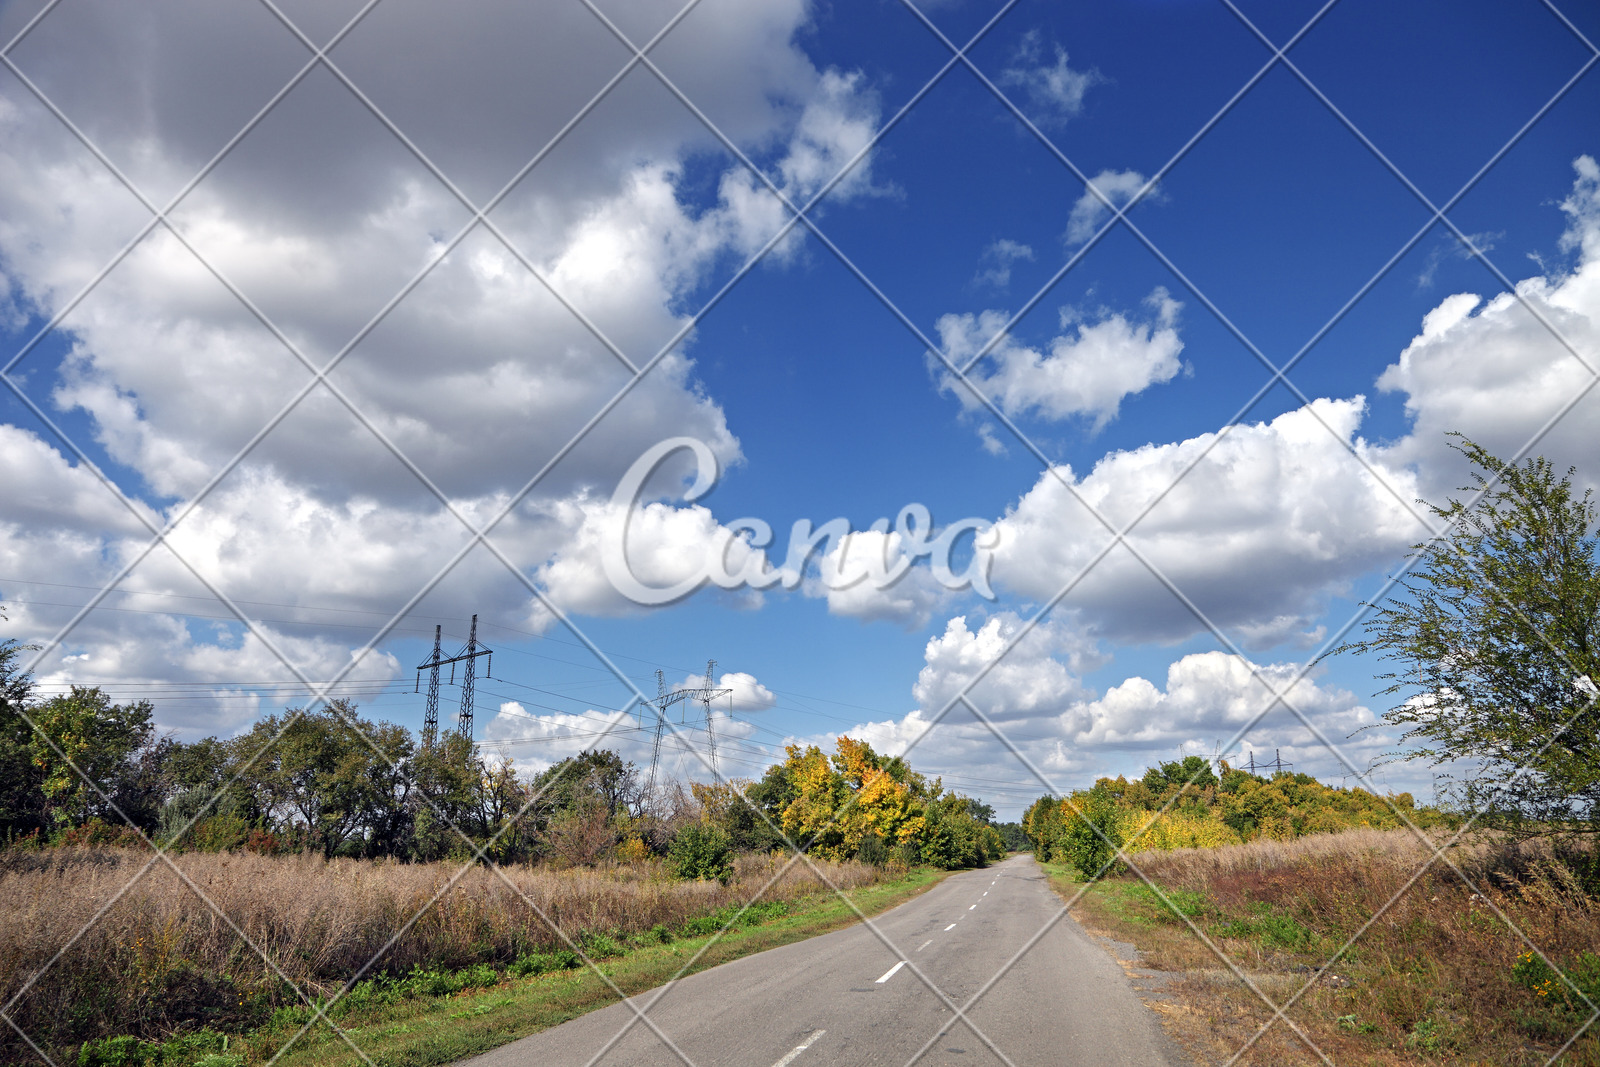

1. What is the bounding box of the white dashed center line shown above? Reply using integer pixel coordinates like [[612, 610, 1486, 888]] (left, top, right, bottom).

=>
[[982, 891, 988, 896], [968, 904, 976, 910], [944, 923, 957, 931], [875, 961, 907, 984], [771, 1029, 826, 1067], [916, 939, 933, 952]]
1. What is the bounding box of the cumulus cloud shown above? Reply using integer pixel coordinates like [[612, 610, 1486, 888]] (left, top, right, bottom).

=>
[[790, 620, 1396, 817], [810, 529, 952, 628], [1375, 155, 1600, 500], [989, 398, 1425, 643], [1000, 31, 1103, 122], [1065, 168, 1156, 245], [482, 696, 758, 779], [911, 612, 1103, 722], [718, 671, 777, 712], [934, 288, 1185, 431], [0, 0, 886, 729]]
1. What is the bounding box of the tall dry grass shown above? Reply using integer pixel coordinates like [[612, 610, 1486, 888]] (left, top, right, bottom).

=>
[[1103, 828, 1600, 1064], [0, 846, 881, 1054]]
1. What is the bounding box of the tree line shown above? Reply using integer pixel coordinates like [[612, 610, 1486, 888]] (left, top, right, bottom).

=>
[[0, 644, 1005, 871], [1023, 755, 1455, 878]]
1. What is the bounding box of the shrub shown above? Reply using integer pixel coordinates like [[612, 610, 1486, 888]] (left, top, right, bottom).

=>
[[856, 833, 888, 867], [668, 824, 733, 883], [1512, 949, 1600, 1012], [508, 949, 582, 978], [77, 1035, 154, 1067], [1058, 792, 1124, 881]]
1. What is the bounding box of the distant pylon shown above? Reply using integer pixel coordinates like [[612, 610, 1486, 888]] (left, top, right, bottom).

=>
[[414, 616, 492, 749], [646, 670, 669, 798], [421, 625, 442, 749], [701, 659, 719, 777], [458, 614, 479, 738]]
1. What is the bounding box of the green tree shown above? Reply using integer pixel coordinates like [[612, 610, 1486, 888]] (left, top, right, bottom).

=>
[[1345, 437, 1600, 831], [668, 822, 733, 882], [1058, 787, 1125, 880], [234, 702, 413, 857], [0, 635, 44, 837], [25, 686, 156, 830]]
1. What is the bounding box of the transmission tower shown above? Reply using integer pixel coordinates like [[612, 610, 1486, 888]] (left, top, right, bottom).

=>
[[643, 659, 732, 800], [413, 615, 493, 748], [417, 625, 442, 749]]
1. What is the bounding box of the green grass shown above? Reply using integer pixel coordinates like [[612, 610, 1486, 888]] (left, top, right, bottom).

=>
[[81, 868, 945, 1067], [1038, 860, 1314, 952]]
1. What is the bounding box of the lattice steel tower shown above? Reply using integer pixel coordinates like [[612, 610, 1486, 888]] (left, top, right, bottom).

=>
[[414, 615, 493, 748]]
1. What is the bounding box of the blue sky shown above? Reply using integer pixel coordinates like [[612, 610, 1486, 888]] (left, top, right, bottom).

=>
[[1, 0, 1597, 816]]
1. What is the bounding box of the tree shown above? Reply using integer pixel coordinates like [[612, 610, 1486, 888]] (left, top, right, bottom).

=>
[[234, 702, 414, 857], [25, 687, 157, 830], [0, 635, 43, 837], [1345, 437, 1600, 831]]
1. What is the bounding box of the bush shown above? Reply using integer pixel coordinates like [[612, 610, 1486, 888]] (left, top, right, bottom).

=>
[[1058, 792, 1124, 881], [508, 949, 582, 977], [855, 833, 888, 867], [77, 1035, 154, 1067], [668, 824, 733, 883]]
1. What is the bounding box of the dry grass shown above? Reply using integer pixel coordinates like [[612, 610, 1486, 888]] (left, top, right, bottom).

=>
[[0, 847, 882, 1056], [1057, 828, 1600, 1066]]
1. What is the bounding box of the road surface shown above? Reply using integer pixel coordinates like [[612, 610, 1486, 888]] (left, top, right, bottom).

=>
[[462, 854, 1183, 1067]]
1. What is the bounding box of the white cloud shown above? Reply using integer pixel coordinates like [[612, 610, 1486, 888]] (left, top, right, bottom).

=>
[[789, 622, 1397, 817], [718, 671, 777, 712], [0, 0, 886, 731], [1000, 31, 1102, 122], [934, 288, 1184, 431], [989, 397, 1425, 643], [975, 238, 1034, 288], [1059, 652, 1374, 751], [1375, 155, 1600, 499], [1066, 168, 1155, 245], [911, 612, 1102, 722], [810, 528, 951, 628]]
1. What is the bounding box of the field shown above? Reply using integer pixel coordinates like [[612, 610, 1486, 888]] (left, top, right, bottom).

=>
[[1051, 828, 1600, 1066], [0, 846, 919, 1065]]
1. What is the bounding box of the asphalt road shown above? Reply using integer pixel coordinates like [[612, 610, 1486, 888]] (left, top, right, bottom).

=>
[[462, 854, 1183, 1067]]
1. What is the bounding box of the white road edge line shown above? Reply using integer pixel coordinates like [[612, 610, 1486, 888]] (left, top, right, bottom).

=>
[[772, 1029, 827, 1067], [875, 960, 907, 984], [944, 923, 957, 931], [917, 939, 933, 952]]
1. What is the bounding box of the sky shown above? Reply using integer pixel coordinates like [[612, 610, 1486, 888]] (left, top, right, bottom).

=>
[[0, 0, 1597, 819]]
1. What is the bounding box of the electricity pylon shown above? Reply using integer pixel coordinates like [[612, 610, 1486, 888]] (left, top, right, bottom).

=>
[[414, 615, 493, 747], [643, 659, 732, 799]]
